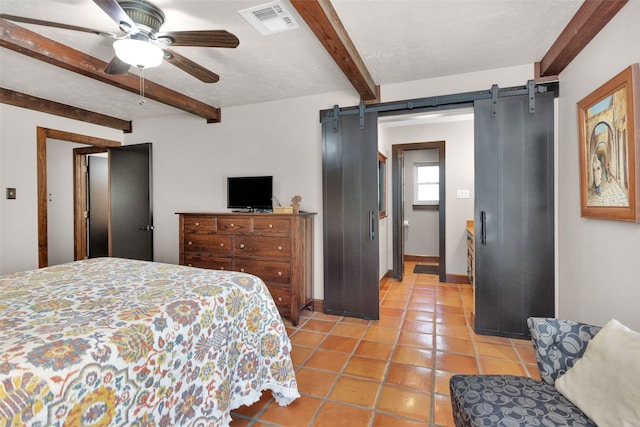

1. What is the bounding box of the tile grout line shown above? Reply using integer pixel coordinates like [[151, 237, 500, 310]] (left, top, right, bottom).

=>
[[369, 273, 416, 426], [243, 267, 457, 426]]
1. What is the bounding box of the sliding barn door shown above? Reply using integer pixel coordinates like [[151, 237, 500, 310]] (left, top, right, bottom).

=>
[[474, 91, 555, 339], [109, 143, 154, 261], [322, 111, 380, 320]]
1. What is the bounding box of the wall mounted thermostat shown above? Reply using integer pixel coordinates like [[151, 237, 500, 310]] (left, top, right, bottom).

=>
[[6, 188, 16, 199]]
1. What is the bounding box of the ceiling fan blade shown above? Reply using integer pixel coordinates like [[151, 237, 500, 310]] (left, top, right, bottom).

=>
[[156, 30, 239, 48], [92, 0, 139, 34], [104, 56, 131, 75], [0, 14, 115, 36], [163, 49, 219, 83]]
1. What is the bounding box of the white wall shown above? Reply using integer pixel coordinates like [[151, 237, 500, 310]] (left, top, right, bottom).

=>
[[0, 105, 122, 274], [377, 123, 392, 278], [557, 1, 640, 330], [47, 140, 85, 266], [1, 65, 533, 300], [123, 91, 360, 301], [385, 119, 475, 275]]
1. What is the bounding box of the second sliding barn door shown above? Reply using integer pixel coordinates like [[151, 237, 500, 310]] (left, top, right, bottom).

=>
[[474, 91, 555, 339]]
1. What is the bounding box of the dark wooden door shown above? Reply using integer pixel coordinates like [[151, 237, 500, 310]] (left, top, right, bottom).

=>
[[322, 111, 380, 320], [87, 155, 108, 258], [109, 143, 153, 261], [474, 92, 555, 339]]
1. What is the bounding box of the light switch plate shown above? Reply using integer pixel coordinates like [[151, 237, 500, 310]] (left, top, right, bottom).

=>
[[6, 188, 16, 199], [456, 189, 470, 199]]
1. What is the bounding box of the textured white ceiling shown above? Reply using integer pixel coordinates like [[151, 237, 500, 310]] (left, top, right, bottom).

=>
[[0, 0, 582, 122]]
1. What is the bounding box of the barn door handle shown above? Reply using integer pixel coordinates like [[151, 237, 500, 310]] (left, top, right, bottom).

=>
[[480, 211, 487, 245], [369, 210, 376, 240]]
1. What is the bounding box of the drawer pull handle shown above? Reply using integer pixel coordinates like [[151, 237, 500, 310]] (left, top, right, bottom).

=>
[[240, 268, 245, 273], [278, 271, 282, 276], [230, 223, 234, 227], [277, 297, 283, 302], [187, 241, 193, 246], [188, 264, 192, 267], [195, 222, 200, 226], [277, 246, 282, 250], [239, 243, 245, 249], [220, 267, 225, 270], [269, 224, 273, 228], [220, 243, 224, 247]]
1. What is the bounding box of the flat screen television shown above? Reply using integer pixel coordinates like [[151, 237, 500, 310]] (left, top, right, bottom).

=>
[[227, 176, 273, 211]]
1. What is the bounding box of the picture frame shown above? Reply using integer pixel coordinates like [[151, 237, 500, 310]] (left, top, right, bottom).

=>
[[577, 63, 640, 222]]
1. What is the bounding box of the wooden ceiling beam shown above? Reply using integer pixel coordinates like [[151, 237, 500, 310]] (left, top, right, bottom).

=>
[[1, 87, 132, 132], [537, 0, 628, 79], [290, 0, 378, 102], [0, 18, 221, 123]]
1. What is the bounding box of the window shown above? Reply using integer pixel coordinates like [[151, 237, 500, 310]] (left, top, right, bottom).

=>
[[414, 162, 439, 205]]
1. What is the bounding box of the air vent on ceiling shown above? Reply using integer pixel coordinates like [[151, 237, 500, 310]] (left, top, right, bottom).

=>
[[239, 1, 300, 35]]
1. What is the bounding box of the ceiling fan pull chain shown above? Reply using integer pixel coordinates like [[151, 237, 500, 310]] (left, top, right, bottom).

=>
[[138, 66, 146, 105]]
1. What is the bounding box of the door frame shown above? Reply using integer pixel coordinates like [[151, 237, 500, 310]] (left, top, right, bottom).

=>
[[72, 146, 109, 261], [392, 141, 446, 282], [36, 127, 120, 267]]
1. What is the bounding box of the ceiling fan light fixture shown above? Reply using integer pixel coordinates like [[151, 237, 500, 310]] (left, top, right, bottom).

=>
[[113, 37, 163, 69]]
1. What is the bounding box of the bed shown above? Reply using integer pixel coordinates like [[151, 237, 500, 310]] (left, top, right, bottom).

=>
[[0, 257, 299, 426]]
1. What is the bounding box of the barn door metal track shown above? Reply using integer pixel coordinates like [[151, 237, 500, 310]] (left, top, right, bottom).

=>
[[322, 80, 558, 130]]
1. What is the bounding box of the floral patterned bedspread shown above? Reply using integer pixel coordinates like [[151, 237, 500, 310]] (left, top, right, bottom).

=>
[[0, 258, 299, 426]]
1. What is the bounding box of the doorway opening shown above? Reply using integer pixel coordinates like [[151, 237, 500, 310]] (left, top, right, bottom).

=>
[[36, 127, 121, 267], [73, 147, 110, 261], [380, 107, 475, 283], [391, 141, 446, 282]]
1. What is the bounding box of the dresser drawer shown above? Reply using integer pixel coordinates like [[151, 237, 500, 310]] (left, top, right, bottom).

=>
[[253, 218, 291, 236], [184, 234, 232, 254], [217, 218, 251, 234], [234, 259, 291, 285], [184, 253, 233, 271], [267, 286, 291, 317], [235, 236, 291, 258], [183, 216, 216, 234]]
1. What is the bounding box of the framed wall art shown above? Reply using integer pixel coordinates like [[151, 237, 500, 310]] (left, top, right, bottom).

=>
[[578, 63, 640, 222]]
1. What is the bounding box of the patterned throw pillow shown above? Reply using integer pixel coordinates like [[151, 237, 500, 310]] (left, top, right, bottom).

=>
[[527, 317, 601, 386]]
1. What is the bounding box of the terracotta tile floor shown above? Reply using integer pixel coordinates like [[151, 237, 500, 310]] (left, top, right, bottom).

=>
[[230, 262, 540, 426]]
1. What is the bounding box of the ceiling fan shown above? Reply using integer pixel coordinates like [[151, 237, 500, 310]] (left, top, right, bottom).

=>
[[0, 0, 239, 83]]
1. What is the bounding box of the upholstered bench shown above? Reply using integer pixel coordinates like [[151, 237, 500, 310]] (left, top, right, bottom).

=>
[[450, 317, 640, 427], [450, 317, 600, 427]]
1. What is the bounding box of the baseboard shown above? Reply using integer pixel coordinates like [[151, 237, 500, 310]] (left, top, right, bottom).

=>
[[405, 254, 439, 264], [312, 299, 323, 312], [446, 273, 470, 284]]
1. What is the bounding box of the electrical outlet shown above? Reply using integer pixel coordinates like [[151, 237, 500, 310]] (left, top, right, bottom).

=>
[[6, 188, 16, 199]]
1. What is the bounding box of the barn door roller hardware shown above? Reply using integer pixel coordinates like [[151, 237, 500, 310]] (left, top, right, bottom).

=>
[[321, 80, 557, 124]]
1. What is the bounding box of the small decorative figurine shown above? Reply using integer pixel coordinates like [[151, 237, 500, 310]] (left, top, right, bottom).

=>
[[291, 195, 302, 213]]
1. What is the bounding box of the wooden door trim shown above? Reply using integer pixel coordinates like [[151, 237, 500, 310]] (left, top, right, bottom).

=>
[[72, 147, 109, 261], [37, 127, 120, 267]]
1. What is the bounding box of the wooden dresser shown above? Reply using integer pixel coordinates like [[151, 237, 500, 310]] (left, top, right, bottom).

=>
[[177, 212, 315, 325]]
